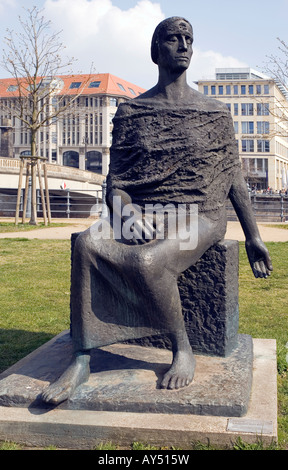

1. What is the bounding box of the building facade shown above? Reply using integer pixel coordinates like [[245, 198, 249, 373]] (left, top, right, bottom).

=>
[[197, 68, 288, 191], [0, 73, 145, 176]]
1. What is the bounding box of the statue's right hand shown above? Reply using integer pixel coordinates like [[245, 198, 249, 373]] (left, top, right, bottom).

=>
[[122, 212, 156, 244]]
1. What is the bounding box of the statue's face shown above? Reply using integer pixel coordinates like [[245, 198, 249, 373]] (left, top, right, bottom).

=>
[[157, 19, 193, 72]]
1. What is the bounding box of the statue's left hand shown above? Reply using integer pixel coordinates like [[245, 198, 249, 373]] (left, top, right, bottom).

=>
[[245, 238, 273, 278]]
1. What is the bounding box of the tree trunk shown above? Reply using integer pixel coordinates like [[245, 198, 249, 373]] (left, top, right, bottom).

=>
[[29, 130, 38, 225]]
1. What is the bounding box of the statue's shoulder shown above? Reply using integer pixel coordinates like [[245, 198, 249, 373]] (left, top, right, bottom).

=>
[[116, 87, 229, 116], [114, 97, 150, 118]]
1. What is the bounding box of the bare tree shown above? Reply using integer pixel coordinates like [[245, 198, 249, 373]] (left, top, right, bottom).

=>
[[263, 38, 288, 139], [265, 38, 288, 87], [1, 6, 90, 224]]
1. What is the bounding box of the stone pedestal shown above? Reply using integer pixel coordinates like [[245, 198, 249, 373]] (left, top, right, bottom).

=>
[[0, 335, 277, 449], [0, 331, 253, 417]]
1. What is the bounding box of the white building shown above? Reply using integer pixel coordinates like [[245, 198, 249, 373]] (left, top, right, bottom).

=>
[[0, 73, 146, 177], [197, 68, 288, 191]]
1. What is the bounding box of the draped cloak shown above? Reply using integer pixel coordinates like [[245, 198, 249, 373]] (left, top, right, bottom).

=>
[[107, 96, 240, 221], [71, 95, 241, 351]]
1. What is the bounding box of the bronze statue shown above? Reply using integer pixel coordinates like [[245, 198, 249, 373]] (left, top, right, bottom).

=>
[[42, 17, 272, 405]]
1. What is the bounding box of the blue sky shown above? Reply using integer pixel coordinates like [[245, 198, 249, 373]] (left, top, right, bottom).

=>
[[0, 0, 287, 89]]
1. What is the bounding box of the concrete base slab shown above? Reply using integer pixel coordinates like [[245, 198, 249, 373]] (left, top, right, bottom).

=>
[[0, 337, 277, 449], [0, 332, 253, 417]]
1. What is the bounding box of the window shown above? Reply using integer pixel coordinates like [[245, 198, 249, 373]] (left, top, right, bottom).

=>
[[7, 85, 18, 92], [203, 85, 208, 95], [257, 140, 270, 152], [110, 97, 117, 106], [257, 103, 269, 116], [69, 82, 82, 89], [234, 103, 238, 116], [219, 85, 223, 95], [242, 122, 254, 134], [226, 103, 231, 112], [89, 81, 101, 88], [256, 85, 261, 94], [211, 85, 216, 95], [233, 85, 238, 95], [128, 87, 136, 95], [249, 85, 254, 95], [264, 84, 269, 94], [242, 139, 254, 152], [254, 158, 268, 172], [257, 121, 270, 134], [117, 83, 126, 91], [241, 85, 246, 95], [241, 103, 254, 116], [226, 85, 231, 95], [257, 158, 263, 171], [234, 122, 238, 133]]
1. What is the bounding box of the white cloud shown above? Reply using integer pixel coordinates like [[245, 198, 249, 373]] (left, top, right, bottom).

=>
[[0, 0, 16, 13], [189, 49, 248, 83], [44, 0, 164, 87], [43, 0, 248, 89]]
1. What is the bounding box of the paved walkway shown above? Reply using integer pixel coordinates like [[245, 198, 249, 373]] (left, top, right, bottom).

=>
[[1, 218, 288, 242]]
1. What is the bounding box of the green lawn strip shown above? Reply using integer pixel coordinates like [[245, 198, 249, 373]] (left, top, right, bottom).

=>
[[0, 239, 287, 448], [263, 224, 288, 230], [0, 222, 69, 233], [238, 241, 288, 448]]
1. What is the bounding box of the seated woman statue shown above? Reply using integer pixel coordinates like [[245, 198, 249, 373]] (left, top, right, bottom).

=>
[[42, 17, 272, 405]]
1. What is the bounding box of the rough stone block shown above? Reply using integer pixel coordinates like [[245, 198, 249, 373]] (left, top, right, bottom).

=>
[[179, 239, 239, 357]]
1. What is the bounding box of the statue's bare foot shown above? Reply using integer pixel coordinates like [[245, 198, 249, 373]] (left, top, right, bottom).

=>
[[41, 353, 90, 405], [160, 349, 196, 390]]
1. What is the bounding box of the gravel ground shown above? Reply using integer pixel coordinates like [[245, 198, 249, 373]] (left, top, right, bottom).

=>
[[1, 218, 288, 242]]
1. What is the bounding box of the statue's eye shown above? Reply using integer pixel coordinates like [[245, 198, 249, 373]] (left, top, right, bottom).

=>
[[166, 35, 177, 43]]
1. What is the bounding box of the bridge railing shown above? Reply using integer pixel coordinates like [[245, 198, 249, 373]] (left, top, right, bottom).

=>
[[0, 187, 103, 219], [1, 188, 288, 222], [226, 192, 288, 223]]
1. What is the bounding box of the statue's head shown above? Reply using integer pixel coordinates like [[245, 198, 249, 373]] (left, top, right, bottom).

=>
[[151, 17, 193, 71]]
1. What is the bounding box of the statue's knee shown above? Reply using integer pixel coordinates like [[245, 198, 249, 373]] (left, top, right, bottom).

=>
[[74, 231, 90, 258], [132, 248, 159, 280]]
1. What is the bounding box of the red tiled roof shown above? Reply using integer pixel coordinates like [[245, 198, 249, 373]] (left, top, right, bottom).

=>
[[0, 73, 146, 99]]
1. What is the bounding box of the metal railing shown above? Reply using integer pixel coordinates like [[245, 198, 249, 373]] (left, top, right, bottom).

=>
[[0, 187, 103, 219], [226, 192, 288, 223], [1, 186, 288, 222]]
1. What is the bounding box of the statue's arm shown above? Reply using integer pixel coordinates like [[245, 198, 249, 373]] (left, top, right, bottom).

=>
[[229, 169, 273, 278]]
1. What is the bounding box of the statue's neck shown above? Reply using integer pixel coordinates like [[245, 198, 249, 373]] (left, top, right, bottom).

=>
[[155, 70, 190, 102]]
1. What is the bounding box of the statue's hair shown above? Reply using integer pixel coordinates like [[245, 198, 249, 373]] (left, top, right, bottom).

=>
[[151, 17, 193, 65]]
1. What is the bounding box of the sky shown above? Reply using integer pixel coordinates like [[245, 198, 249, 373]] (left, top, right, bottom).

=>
[[0, 0, 287, 90]]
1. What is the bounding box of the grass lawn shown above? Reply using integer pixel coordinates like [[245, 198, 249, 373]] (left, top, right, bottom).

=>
[[0, 239, 71, 371], [0, 238, 287, 449], [0, 222, 68, 233], [264, 224, 288, 230]]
